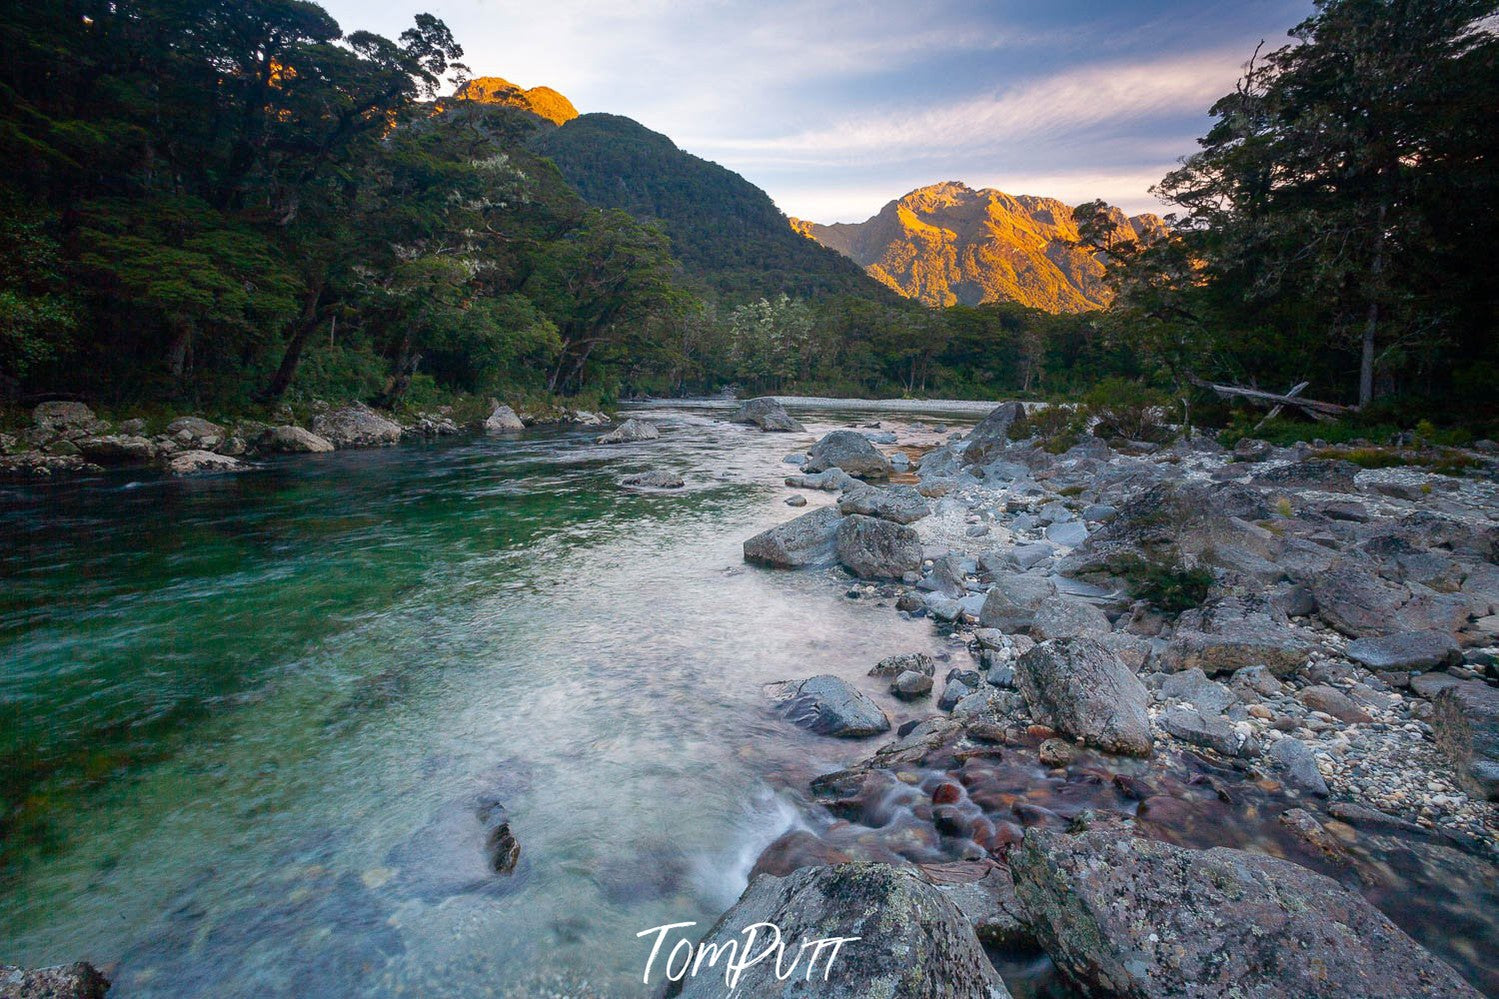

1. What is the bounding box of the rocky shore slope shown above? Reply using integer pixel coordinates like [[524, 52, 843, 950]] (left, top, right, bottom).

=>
[[723, 396, 1498, 997]]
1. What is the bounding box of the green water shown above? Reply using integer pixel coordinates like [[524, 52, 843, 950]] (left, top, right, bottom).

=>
[[0, 405, 966, 997]]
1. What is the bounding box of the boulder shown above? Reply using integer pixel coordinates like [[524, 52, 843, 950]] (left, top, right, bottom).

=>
[[75, 434, 157, 465], [961, 401, 1026, 466], [1029, 598, 1111, 640], [165, 450, 246, 476], [1297, 685, 1372, 723], [978, 574, 1058, 632], [1253, 457, 1362, 492], [31, 400, 96, 433], [1347, 630, 1463, 672], [311, 404, 403, 448], [1432, 681, 1499, 800], [766, 675, 891, 738], [1158, 668, 1238, 714], [785, 468, 859, 491], [835, 514, 923, 580], [1159, 706, 1254, 756], [749, 830, 853, 879], [1158, 599, 1320, 677], [669, 863, 1012, 999], [597, 417, 659, 443], [483, 403, 525, 431], [1313, 564, 1471, 638], [166, 416, 223, 446], [1011, 829, 1481, 999], [1014, 638, 1153, 756], [619, 470, 685, 489], [804, 430, 893, 480], [258, 425, 335, 453], [0, 963, 110, 999], [1267, 735, 1330, 796], [730, 396, 804, 432], [837, 484, 931, 524], [476, 795, 520, 874], [742, 507, 843, 568]]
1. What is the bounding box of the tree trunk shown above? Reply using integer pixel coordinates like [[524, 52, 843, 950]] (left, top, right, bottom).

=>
[[263, 282, 326, 402], [1359, 203, 1387, 409], [166, 315, 193, 383]]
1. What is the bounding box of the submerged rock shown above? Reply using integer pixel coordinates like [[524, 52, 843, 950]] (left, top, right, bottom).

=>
[[669, 863, 1011, 999], [766, 675, 890, 738], [835, 514, 923, 579], [1015, 638, 1152, 756], [1010, 829, 1480, 998], [597, 417, 659, 443], [619, 470, 685, 489], [869, 652, 936, 678], [742, 506, 842, 568], [312, 404, 403, 448], [0, 963, 110, 999], [804, 430, 893, 480], [731, 396, 804, 432]]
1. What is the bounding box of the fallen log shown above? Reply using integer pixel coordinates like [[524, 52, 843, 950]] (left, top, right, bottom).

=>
[[1190, 377, 1354, 422]]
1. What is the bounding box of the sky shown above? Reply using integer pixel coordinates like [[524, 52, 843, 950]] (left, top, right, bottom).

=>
[[318, 0, 1314, 222]]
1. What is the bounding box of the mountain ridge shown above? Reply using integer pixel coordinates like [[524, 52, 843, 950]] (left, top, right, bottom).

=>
[[791, 181, 1166, 312]]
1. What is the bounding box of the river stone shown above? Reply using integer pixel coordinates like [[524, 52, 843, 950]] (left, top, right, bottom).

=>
[[892, 670, 934, 699], [258, 425, 335, 453], [476, 795, 520, 874], [166, 416, 222, 445], [1267, 735, 1330, 796], [483, 403, 524, 431], [165, 450, 246, 476], [619, 470, 685, 489], [731, 396, 804, 432], [785, 468, 859, 491], [837, 483, 931, 524], [835, 514, 922, 580], [1015, 638, 1153, 756], [669, 862, 1012, 999], [1313, 564, 1471, 638], [1253, 457, 1362, 493], [1158, 668, 1238, 714], [766, 675, 890, 738], [597, 417, 659, 443], [1044, 520, 1089, 547], [1159, 705, 1252, 756], [804, 430, 893, 480], [1158, 623, 1317, 677], [1411, 672, 1464, 701], [1347, 630, 1463, 672], [1010, 829, 1480, 999], [869, 652, 936, 678], [1297, 685, 1372, 723], [978, 574, 1058, 632], [0, 963, 110, 999], [742, 506, 842, 568], [75, 434, 157, 465], [1432, 681, 1499, 800], [312, 404, 403, 447], [961, 401, 1026, 466], [1029, 598, 1111, 640]]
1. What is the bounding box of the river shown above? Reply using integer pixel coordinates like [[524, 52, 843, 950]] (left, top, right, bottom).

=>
[[0, 402, 980, 997]]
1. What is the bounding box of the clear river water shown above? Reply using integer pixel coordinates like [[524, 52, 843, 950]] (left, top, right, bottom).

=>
[[0, 403, 982, 998]]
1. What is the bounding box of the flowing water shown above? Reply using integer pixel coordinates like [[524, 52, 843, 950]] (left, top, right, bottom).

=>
[[0, 403, 977, 997]]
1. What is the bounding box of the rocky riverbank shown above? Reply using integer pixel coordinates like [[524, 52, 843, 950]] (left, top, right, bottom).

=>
[[724, 396, 1499, 997], [0, 399, 610, 479]]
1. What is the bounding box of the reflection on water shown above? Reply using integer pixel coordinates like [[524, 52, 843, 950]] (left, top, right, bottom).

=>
[[0, 405, 972, 997]]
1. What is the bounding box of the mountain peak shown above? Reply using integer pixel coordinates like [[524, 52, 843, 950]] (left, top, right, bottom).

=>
[[794, 182, 1163, 312], [454, 76, 579, 125]]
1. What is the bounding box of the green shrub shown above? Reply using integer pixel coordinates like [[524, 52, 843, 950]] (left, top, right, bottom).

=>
[[1114, 554, 1215, 613], [1081, 377, 1173, 443]]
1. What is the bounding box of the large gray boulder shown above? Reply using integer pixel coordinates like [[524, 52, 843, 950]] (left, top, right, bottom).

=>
[[75, 434, 157, 465], [978, 575, 1058, 632], [31, 400, 97, 433], [1015, 638, 1153, 756], [961, 401, 1026, 466], [0, 963, 110, 999], [669, 863, 1011, 999], [1313, 564, 1471, 638], [835, 514, 923, 579], [1158, 597, 1320, 677], [165, 416, 223, 447], [312, 404, 403, 447], [1252, 457, 1362, 493], [1267, 735, 1331, 796], [742, 507, 843, 568], [164, 450, 246, 476], [1433, 681, 1499, 801], [258, 425, 335, 453], [1010, 829, 1480, 998], [766, 675, 891, 738], [1029, 598, 1111, 640], [597, 417, 660, 443], [731, 396, 804, 432], [804, 430, 893, 480], [837, 483, 931, 524], [1346, 630, 1463, 672], [483, 403, 525, 431]]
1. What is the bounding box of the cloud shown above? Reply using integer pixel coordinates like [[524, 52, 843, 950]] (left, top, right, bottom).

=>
[[687, 47, 1247, 165]]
